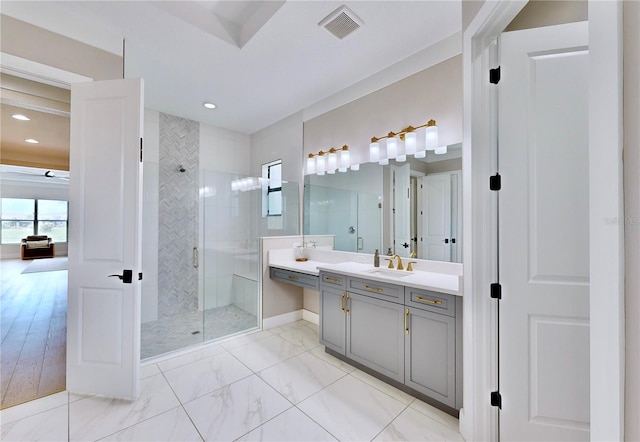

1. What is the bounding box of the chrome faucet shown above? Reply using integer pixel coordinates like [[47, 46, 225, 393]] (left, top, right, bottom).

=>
[[392, 254, 404, 271]]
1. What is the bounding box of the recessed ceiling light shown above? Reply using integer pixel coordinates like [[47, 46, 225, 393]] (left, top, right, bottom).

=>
[[25, 139, 39, 144], [203, 102, 216, 109], [12, 114, 30, 121]]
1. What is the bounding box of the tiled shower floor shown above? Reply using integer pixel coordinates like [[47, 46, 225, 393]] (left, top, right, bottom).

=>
[[141, 305, 257, 359]]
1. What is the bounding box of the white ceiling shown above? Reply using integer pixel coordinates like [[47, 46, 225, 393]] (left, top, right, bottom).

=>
[[2, 1, 461, 135]]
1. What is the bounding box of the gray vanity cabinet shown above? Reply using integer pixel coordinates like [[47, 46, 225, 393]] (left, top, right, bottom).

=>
[[405, 306, 456, 408], [346, 292, 405, 383], [319, 285, 347, 354]]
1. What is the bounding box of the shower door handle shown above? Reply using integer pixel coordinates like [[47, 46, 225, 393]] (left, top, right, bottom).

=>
[[357, 237, 363, 251], [193, 247, 199, 268], [108, 270, 133, 284]]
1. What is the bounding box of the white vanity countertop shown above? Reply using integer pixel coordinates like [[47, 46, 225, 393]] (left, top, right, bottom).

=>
[[268, 248, 462, 296], [316, 262, 462, 296]]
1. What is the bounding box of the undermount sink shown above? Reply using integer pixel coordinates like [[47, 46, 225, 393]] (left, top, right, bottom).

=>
[[364, 268, 413, 278]]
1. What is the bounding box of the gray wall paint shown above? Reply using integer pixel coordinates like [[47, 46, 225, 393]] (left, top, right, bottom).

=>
[[158, 113, 199, 317], [505, 0, 587, 32]]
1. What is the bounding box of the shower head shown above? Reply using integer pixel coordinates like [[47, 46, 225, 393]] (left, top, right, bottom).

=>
[[177, 165, 186, 173]]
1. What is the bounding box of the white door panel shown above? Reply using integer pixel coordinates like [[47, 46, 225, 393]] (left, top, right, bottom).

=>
[[423, 174, 451, 261], [393, 164, 411, 258], [67, 79, 143, 399], [499, 22, 589, 441]]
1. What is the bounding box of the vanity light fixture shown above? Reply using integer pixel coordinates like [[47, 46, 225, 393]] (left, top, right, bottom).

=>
[[339, 145, 350, 172], [12, 114, 30, 121], [369, 138, 380, 162], [306, 153, 316, 174], [203, 102, 216, 109], [25, 138, 39, 144], [316, 151, 326, 175], [370, 119, 438, 163], [327, 147, 338, 174]]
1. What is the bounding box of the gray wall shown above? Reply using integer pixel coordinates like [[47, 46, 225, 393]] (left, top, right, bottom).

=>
[[505, 1, 587, 32]]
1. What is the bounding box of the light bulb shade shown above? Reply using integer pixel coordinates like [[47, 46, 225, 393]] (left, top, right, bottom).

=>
[[306, 155, 316, 174], [405, 132, 416, 155], [415, 149, 426, 159], [379, 158, 389, 165], [316, 154, 326, 173], [327, 169, 336, 174], [425, 123, 438, 151], [340, 148, 350, 169], [396, 154, 406, 162], [369, 142, 380, 162], [328, 151, 338, 170], [387, 137, 398, 159], [317, 171, 325, 176], [435, 145, 448, 155], [351, 164, 360, 171]]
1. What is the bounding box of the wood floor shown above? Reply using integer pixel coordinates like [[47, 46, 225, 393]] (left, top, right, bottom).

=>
[[1, 258, 67, 409]]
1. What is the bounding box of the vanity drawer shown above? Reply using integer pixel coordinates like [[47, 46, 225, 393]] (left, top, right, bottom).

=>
[[270, 267, 318, 290], [319, 272, 347, 289], [348, 277, 402, 302], [405, 288, 456, 317]]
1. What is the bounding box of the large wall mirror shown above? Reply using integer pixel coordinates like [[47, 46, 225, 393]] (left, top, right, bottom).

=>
[[303, 143, 461, 263]]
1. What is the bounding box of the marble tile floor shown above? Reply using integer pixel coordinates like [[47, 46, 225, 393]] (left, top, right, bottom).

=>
[[141, 304, 257, 359], [0, 320, 464, 442]]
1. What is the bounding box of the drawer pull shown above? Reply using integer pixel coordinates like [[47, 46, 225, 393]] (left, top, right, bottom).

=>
[[325, 277, 341, 284], [288, 275, 300, 282], [364, 285, 383, 293], [340, 293, 345, 312], [405, 308, 409, 335], [345, 293, 350, 314], [415, 296, 442, 305]]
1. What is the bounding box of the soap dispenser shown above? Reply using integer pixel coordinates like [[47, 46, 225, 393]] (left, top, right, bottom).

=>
[[374, 249, 380, 267]]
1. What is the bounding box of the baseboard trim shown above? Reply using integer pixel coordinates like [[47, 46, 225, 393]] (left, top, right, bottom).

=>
[[262, 309, 319, 329], [262, 310, 303, 329], [302, 309, 319, 325]]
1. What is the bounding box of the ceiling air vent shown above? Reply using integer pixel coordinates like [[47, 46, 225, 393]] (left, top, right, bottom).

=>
[[318, 5, 363, 40]]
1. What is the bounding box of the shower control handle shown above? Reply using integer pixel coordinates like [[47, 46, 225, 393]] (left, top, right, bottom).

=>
[[108, 270, 133, 284], [193, 247, 199, 268]]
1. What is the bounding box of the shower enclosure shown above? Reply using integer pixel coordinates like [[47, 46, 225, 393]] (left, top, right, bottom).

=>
[[139, 112, 298, 359], [140, 170, 262, 359]]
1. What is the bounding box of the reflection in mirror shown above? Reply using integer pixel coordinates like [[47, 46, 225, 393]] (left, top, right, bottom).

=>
[[303, 143, 461, 263], [304, 162, 382, 253]]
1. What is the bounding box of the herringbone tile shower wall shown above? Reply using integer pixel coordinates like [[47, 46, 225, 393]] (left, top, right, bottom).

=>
[[158, 113, 199, 318]]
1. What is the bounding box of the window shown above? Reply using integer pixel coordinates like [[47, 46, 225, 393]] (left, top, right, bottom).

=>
[[1, 198, 69, 244], [261, 160, 282, 217]]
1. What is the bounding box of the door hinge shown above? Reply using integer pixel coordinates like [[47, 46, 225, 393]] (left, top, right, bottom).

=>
[[139, 138, 143, 162], [490, 283, 502, 299], [138, 272, 143, 281], [491, 391, 502, 409], [490, 66, 501, 84], [490, 173, 501, 191]]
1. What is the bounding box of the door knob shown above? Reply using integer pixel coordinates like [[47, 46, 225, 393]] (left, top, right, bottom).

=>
[[108, 269, 133, 284]]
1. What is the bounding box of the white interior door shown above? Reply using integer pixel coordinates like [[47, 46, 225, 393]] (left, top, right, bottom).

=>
[[392, 164, 411, 258], [421, 173, 451, 261], [67, 79, 144, 399], [499, 22, 589, 441]]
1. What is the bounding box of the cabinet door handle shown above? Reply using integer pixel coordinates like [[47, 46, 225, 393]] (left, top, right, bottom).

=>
[[364, 285, 383, 293], [340, 292, 345, 312], [415, 296, 443, 305], [345, 293, 350, 314], [325, 277, 341, 284], [288, 275, 300, 281], [405, 308, 409, 335]]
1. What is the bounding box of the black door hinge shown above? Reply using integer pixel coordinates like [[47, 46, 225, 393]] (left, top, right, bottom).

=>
[[490, 66, 501, 84], [138, 272, 143, 281], [490, 173, 501, 191], [491, 391, 502, 409], [490, 283, 502, 299], [140, 138, 143, 162]]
